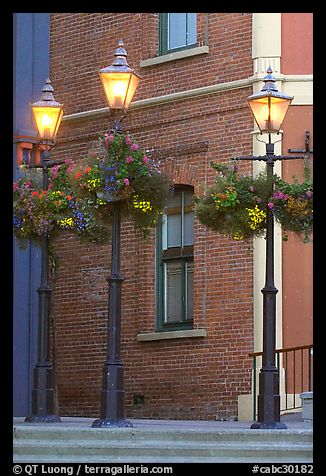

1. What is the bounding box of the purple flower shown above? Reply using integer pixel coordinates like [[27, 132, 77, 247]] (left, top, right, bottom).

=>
[[273, 191, 289, 200], [124, 178, 130, 186]]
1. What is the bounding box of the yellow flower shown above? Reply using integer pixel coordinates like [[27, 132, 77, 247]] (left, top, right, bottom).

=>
[[133, 195, 152, 212], [87, 178, 101, 190], [246, 205, 266, 230], [286, 197, 309, 216], [58, 217, 74, 228], [232, 231, 244, 240]]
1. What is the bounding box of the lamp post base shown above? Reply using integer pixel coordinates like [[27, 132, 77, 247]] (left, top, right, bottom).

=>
[[24, 365, 61, 423], [91, 418, 133, 428], [250, 421, 287, 429]]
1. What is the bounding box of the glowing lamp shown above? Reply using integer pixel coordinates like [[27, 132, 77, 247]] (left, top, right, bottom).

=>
[[247, 67, 293, 133], [31, 79, 63, 142], [99, 40, 141, 111]]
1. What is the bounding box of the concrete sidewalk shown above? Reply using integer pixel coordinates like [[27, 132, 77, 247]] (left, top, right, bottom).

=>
[[13, 412, 312, 430]]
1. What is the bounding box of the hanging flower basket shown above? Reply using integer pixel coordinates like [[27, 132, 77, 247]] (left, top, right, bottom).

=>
[[271, 177, 313, 241], [68, 131, 171, 235], [13, 160, 111, 249], [195, 163, 313, 242]]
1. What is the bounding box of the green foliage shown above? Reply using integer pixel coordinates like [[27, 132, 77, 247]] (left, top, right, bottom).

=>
[[13, 132, 171, 253], [195, 163, 313, 242], [69, 131, 171, 236], [13, 161, 111, 249]]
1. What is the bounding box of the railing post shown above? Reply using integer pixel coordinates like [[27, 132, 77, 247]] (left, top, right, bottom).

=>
[[249, 344, 313, 418], [308, 347, 312, 391], [252, 356, 257, 421]]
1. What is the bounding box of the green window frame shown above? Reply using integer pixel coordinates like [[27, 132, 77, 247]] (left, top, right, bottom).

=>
[[156, 185, 194, 331], [159, 13, 197, 56]]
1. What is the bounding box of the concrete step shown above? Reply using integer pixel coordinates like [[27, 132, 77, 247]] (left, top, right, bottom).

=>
[[13, 425, 312, 443], [14, 439, 312, 460], [13, 423, 313, 463]]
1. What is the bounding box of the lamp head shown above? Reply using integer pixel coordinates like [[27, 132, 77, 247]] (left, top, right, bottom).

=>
[[99, 40, 141, 112], [31, 79, 64, 144], [247, 67, 293, 133]]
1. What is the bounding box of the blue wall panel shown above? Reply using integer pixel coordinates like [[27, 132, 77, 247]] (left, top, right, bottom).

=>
[[13, 13, 50, 416]]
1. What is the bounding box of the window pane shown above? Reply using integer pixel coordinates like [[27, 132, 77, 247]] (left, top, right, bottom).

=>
[[164, 261, 183, 323], [187, 13, 196, 45], [167, 213, 182, 248], [186, 262, 194, 321], [183, 189, 193, 207], [168, 13, 187, 50], [184, 212, 194, 246], [168, 190, 182, 208]]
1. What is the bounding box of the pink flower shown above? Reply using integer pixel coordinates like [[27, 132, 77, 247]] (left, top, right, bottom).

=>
[[67, 163, 77, 174], [124, 178, 130, 186], [131, 143, 138, 151], [249, 186, 255, 192], [125, 156, 133, 163], [51, 164, 60, 179], [143, 155, 149, 164], [104, 134, 114, 148], [268, 202, 274, 209], [125, 136, 132, 145]]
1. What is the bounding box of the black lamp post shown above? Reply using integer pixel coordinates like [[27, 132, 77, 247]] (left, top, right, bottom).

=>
[[92, 41, 141, 428], [25, 79, 64, 422], [233, 68, 305, 429]]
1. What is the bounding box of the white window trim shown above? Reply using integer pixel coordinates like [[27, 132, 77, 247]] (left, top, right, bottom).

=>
[[140, 45, 209, 68], [137, 328, 207, 342]]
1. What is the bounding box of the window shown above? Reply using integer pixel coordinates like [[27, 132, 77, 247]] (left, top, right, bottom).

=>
[[156, 186, 194, 331], [159, 13, 197, 55]]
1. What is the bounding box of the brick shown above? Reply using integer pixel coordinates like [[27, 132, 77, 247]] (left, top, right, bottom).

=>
[[49, 13, 254, 421]]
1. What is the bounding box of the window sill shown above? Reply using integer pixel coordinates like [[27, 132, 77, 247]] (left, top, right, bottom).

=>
[[137, 328, 207, 342], [140, 45, 209, 68]]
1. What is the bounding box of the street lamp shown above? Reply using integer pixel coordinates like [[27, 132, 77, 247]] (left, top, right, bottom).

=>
[[92, 41, 141, 428], [25, 79, 63, 423], [98, 39, 141, 133], [233, 68, 305, 429], [247, 67, 293, 134]]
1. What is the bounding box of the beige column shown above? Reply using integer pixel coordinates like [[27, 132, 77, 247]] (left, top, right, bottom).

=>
[[252, 13, 283, 353]]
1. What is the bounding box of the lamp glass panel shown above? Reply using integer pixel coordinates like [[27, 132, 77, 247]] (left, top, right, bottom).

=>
[[124, 73, 140, 110], [32, 106, 63, 140], [248, 96, 292, 133], [100, 72, 131, 109]]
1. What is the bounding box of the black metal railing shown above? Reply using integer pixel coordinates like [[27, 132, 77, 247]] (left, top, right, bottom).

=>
[[249, 344, 313, 421]]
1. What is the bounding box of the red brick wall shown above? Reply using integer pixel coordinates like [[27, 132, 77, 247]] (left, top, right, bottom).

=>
[[50, 12, 254, 420]]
